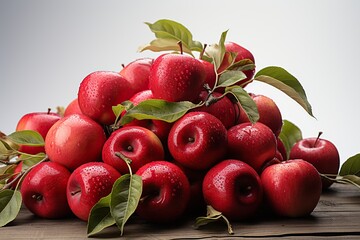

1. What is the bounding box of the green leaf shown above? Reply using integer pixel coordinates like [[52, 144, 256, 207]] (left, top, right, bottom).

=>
[[217, 70, 247, 88], [228, 59, 256, 72], [139, 38, 192, 55], [19, 152, 46, 170], [254, 66, 314, 117], [110, 174, 142, 236], [141, 19, 203, 55], [339, 153, 360, 176], [7, 130, 44, 146], [204, 30, 228, 71], [194, 205, 234, 235], [339, 175, 360, 188], [119, 99, 198, 126], [225, 86, 259, 123], [87, 194, 115, 237], [0, 189, 22, 227], [278, 120, 303, 159]]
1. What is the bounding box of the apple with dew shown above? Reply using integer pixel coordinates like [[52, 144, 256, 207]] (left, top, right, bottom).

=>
[[202, 159, 263, 220], [102, 125, 165, 174], [149, 53, 206, 102], [120, 57, 153, 94], [289, 133, 340, 189], [78, 71, 134, 125], [237, 94, 283, 137], [135, 161, 190, 223], [20, 161, 72, 219], [123, 89, 173, 143], [16, 109, 61, 155], [227, 122, 277, 173], [261, 159, 322, 217], [64, 98, 82, 117], [194, 91, 236, 129], [168, 111, 227, 171], [45, 114, 107, 171], [66, 162, 121, 221], [199, 59, 216, 90]]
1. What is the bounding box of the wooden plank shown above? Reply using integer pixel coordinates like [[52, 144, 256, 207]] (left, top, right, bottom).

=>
[[1, 184, 359, 239]]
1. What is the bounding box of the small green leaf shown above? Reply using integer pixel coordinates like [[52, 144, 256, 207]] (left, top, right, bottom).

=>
[[225, 86, 259, 123], [278, 120, 303, 159], [87, 194, 115, 237], [7, 130, 44, 147], [110, 174, 142, 236], [217, 70, 247, 88], [254, 66, 314, 117], [339, 153, 360, 176], [18, 152, 46, 170], [119, 99, 198, 125], [141, 19, 203, 55], [194, 205, 234, 235], [228, 59, 256, 72], [0, 189, 22, 227], [340, 175, 360, 188], [139, 38, 192, 55], [205, 30, 228, 71]]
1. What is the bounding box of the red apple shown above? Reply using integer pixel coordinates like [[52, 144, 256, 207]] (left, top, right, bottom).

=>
[[202, 159, 263, 220], [45, 114, 107, 171], [237, 94, 283, 136], [149, 53, 206, 102], [168, 111, 227, 171], [261, 159, 322, 217], [64, 98, 82, 117], [123, 90, 173, 143], [20, 161, 71, 219], [16, 109, 61, 155], [217, 42, 255, 87], [227, 122, 277, 173], [194, 91, 236, 129], [200, 59, 216, 90], [120, 57, 153, 94], [135, 161, 190, 223], [78, 71, 134, 125], [289, 134, 340, 189], [66, 162, 121, 221], [102, 126, 165, 174]]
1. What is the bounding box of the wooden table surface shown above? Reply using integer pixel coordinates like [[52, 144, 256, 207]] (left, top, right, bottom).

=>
[[2, 183, 360, 240]]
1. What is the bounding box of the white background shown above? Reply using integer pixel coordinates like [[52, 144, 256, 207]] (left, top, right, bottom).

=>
[[1, 0, 359, 165]]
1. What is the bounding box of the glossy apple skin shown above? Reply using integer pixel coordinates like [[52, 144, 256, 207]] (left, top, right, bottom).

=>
[[45, 114, 107, 171], [21, 161, 71, 219], [135, 161, 190, 223], [64, 98, 82, 117], [78, 71, 134, 125], [200, 60, 216, 90], [168, 111, 227, 171], [261, 159, 322, 217], [67, 162, 121, 221], [238, 94, 283, 136], [217, 42, 255, 87], [203, 159, 263, 220], [289, 137, 340, 189], [124, 90, 173, 143], [120, 57, 153, 94], [194, 91, 236, 129], [102, 126, 165, 174], [16, 111, 61, 154], [149, 53, 206, 102], [227, 122, 277, 173]]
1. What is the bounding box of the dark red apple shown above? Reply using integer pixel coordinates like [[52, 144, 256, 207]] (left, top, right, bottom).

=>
[[21, 161, 71, 219], [135, 161, 190, 223], [289, 134, 340, 189], [261, 159, 322, 217], [102, 126, 165, 174], [66, 162, 121, 221], [227, 122, 277, 173], [168, 111, 227, 171], [149, 53, 206, 102], [202, 159, 263, 220]]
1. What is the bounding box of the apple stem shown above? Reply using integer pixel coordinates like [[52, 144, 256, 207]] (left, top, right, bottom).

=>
[[177, 41, 183, 55], [200, 44, 207, 60], [314, 131, 323, 147], [121, 64, 125, 68], [47, 108, 51, 114]]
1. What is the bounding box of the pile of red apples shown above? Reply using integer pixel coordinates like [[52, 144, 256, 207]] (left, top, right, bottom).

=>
[[3, 20, 341, 235]]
